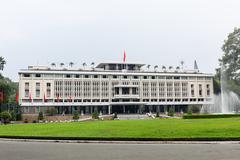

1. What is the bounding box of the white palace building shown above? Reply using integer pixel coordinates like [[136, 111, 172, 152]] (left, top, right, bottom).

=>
[[18, 61, 214, 115]]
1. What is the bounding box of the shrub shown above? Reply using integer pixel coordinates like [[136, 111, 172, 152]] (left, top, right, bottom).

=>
[[92, 111, 99, 119], [73, 111, 79, 120], [10, 111, 16, 121], [0, 111, 12, 124], [192, 105, 201, 113], [16, 112, 22, 121], [187, 106, 192, 115], [24, 118, 28, 123], [168, 107, 175, 117], [46, 108, 57, 116], [114, 112, 118, 118], [183, 114, 240, 119], [38, 112, 44, 120]]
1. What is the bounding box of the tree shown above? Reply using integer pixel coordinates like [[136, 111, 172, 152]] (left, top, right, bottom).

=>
[[219, 27, 240, 95], [0, 57, 6, 71], [0, 76, 17, 104]]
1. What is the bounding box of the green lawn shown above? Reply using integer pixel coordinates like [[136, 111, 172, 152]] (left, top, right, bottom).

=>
[[0, 118, 240, 140]]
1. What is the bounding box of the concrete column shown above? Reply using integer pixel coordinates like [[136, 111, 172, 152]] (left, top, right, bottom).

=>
[[157, 106, 160, 113], [123, 106, 125, 113], [164, 105, 168, 114], [139, 105, 144, 114], [108, 105, 112, 114], [149, 106, 152, 113]]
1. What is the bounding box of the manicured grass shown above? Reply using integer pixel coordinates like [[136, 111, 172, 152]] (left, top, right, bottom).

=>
[[0, 118, 240, 141]]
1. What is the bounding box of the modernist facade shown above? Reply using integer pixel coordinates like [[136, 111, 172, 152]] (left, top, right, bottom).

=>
[[18, 62, 214, 114]]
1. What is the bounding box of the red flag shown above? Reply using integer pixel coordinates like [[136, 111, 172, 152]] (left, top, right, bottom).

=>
[[123, 50, 126, 62], [43, 93, 46, 102], [15, 92, 19, 104]]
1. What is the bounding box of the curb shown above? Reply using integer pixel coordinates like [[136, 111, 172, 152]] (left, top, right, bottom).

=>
[[1, 138, 240, 144]]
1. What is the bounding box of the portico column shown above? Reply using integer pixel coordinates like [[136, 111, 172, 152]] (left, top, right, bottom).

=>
[[164, 105, 168, 114], [108, 105, 112, 114], [123, 105, 125, 113], [157, 106, 160, 113]]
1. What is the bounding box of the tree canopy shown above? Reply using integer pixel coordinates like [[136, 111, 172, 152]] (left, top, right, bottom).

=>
[[0, 57, 18, 104], [219, 27, 240, 95]]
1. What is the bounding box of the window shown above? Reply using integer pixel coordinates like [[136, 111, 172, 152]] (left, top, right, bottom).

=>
[[133, 76, 139, 79], [132, 88, 138, 95], [35, 74, 41, 77], [166, 76, 172, 79], [25, 82, 29, 97], [66, 74, 71, 78], [191, 84, 194, 97], [199, 84, 202, 96], [46, 83, 51, 97], [206, 84, 210, 96], [152, 76, 155, 79], [143, 76, 148, 79], [94, 75, 98, 78], [113, 75, 117, 79], [35, 83, 40, 97], [23, 74, 30, 77], [122, 87, 129, 95], [75, 75, 80, 78], [123, 76, 128, 79], [102, 75, 107, 78], [84, 75, 89, 78]]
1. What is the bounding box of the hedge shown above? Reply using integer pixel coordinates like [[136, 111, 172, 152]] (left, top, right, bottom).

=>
[[2, 135, 240, 141], [183, 114, 240, 119]]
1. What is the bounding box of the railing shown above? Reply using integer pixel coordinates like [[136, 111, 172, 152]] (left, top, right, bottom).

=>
[[113, 94, 140, 99]]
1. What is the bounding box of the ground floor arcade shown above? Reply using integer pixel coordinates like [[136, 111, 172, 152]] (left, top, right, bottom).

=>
[[22, 104, 199, 115]]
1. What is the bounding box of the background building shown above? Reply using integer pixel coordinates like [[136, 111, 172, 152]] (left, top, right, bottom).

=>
[[18, 61, 214, 114]]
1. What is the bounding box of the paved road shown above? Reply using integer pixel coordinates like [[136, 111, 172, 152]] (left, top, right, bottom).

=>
[[0, 141, 240, 160]]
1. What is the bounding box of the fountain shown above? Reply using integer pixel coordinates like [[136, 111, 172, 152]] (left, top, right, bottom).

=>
[[201, 65, 240, 114]]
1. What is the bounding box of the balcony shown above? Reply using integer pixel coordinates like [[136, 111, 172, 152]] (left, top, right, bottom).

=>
[[113, 94, 140, 99]]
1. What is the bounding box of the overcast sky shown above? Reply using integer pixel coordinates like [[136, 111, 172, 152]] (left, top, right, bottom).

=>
[[0, 0, 239, 81]]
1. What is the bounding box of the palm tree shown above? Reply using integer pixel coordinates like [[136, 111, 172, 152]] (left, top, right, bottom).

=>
[[147, 65, 151, 71], [60, 63, 64, 68], [180, 60, 184, 69], [154, 65, 158, 71], [69, 62, 74, 68], [51, 63, 56, 68], [176, 66, 180, 72], [91, 62, 95, 68], [82, 62, 87, 69], [0, 56, 6, 71]]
